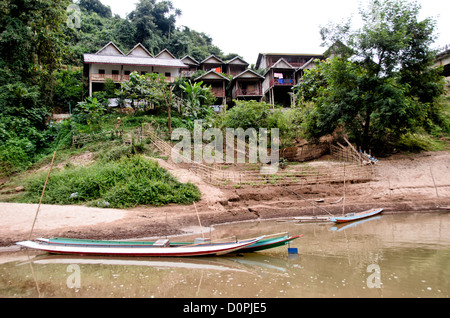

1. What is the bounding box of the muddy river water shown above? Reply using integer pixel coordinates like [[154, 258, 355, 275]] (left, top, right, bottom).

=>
[[0, 212, 448, 298]]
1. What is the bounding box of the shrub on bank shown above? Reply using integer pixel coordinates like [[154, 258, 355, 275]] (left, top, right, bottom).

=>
[[19, 155, 201, 208]]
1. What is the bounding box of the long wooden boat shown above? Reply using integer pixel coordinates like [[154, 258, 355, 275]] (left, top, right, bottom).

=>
[[330, 216, 382, 232], [239, 233, 302, 252], [16, 236, 264, 257], [329, 208, 383, 224], [34, 233, 302, 253]]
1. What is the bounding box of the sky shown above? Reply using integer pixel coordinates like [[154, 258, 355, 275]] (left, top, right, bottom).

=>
[[100, 0, 450, 65]]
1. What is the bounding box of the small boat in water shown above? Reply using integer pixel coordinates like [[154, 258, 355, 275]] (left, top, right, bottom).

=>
[[239, 233, 302, 252], [29, 233, 303, 253], [32, 232, 302, 254], [16, 236, 264, 257], [329, 208, 383, 224]]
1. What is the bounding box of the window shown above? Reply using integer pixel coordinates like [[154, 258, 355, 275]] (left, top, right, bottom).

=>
[[112, 70, 119, 75], [165, 72, 171, 77], [124, 71, 131, 75], [98, 69, 105, 74]]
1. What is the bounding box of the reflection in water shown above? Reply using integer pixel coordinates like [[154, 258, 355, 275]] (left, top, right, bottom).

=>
[[0, 212, 449, 298]]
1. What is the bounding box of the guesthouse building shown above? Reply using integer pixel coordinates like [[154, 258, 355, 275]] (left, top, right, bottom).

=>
[[84, 42, 188, 96], [84, 42, 329, 109]]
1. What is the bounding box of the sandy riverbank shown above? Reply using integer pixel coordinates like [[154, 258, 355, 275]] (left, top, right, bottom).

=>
[[1, 151, 449, 247]]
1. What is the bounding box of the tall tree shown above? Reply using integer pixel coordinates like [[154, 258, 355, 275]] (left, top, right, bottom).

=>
[[296, 0, 444, 151], [128, 0, 180, 53], [0, 0, 70, 123], [79, 0, 112, 18]]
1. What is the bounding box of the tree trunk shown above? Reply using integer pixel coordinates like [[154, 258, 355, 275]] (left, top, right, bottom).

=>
[[167, 86, 174, 135], [362, 105, 371, 150]]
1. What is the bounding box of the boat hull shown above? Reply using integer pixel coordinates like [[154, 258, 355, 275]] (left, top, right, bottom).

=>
[[16, 237, 264, 257], [239, 235, 303, 253], [35, 233, 302, 253], [329, 208, 383, 224]]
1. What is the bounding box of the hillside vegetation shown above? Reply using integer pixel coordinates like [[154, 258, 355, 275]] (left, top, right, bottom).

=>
[[1, 0, 449, 210]]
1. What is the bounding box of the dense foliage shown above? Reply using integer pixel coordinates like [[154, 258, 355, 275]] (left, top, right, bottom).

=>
[[295, 0, 448, 152], [0, 0, 233, 177], [67, 0, 232, 65], [0, 0, 448, 205], [0, 0, 71, 175], [218, 100, 303, 148], [20, 155, 201, 208]]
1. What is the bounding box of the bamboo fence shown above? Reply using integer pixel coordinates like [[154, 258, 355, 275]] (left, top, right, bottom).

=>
[[330, 137, 377, 165], [145, 124, 375, 187], [72, 130, 123, 147]]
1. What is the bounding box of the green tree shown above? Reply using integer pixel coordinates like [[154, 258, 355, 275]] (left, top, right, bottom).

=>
[[53, 67, 84, 113], [179, 81, 215, 120], [79, 0, 112, 18], [220, 100, 272, 131], [168, 27, 225, 61], [128, 0, 180, 52], [116, 71, 169, 112], [75, 96, 105, 132], [297, 0, 444, 151], [0, 0, 70, 114]]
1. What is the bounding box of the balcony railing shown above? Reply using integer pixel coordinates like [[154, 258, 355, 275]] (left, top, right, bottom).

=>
[[235, 88, 262, 96], [90, 74, 124, 82], [181, 71, 196, 77], [90, 74, 175, 83], [270, 78, 295, 86]]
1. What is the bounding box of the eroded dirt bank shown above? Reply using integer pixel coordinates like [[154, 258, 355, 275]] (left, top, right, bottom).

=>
[[1, 151, 449, 247]]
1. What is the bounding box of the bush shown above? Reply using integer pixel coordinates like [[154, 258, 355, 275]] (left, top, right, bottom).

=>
[[218, 101, 305, 147], [396, 130, 447, 152], [220, 100, 272, 131], [0, 138, 34, 176], [0, 115, 47, 176], [19, 155, 201, 208]]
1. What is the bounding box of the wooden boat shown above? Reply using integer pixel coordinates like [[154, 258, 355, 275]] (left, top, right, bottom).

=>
[[330, 216, 382, 232], [16, 236, 264, 257], [33, 233, 302, 253], [239, 233, 302, 252], [329, 208, 383, 224]]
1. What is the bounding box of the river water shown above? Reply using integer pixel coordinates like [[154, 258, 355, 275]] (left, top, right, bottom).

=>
[[0, 212, 448, 298]]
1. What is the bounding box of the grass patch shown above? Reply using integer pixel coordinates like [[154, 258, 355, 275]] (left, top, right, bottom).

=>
[[396, 130, 449, 152], [16, 155, 201, 208]]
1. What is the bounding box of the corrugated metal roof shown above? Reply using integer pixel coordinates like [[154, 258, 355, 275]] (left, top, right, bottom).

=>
[[84, 54, 188, 68]]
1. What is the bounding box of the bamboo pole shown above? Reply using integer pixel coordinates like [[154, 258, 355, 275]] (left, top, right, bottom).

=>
[[29, 151, 57, 240], [193, 202, 204, 239]]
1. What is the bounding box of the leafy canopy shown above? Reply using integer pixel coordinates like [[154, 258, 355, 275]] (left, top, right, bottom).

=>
[[296, 0, 445, 152]]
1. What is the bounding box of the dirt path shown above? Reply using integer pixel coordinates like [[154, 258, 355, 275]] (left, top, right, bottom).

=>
[[1, 151, 449, 247]]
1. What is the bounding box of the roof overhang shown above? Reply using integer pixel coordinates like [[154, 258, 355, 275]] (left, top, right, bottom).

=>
[[84, 54, 188, 69]]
